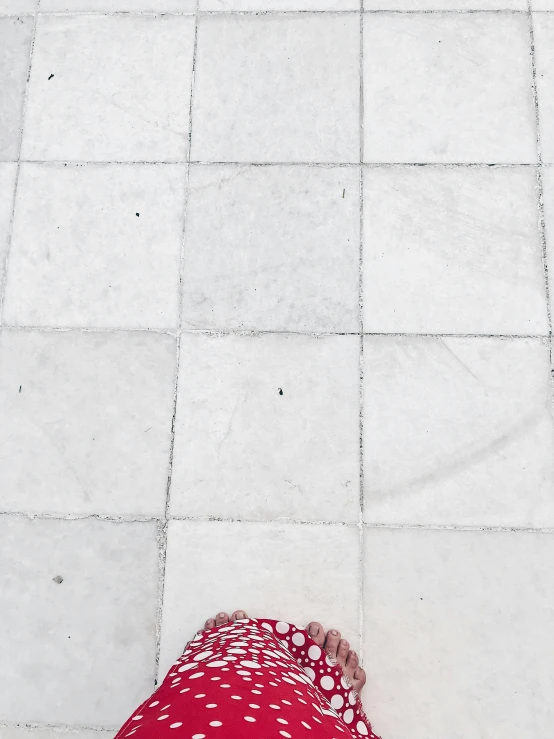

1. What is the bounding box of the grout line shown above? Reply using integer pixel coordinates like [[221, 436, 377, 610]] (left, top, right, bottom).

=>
[[0, 325, 551, 339], [0, 9, 38, 325], [153, 0, 200, 686], [0, 722, 116, 734], [527, 3, 554, 426], [357, 0, 365, 664], [11, 159, 548, 167], [0, 8, 538, 18], [2, 508, 554, 534]]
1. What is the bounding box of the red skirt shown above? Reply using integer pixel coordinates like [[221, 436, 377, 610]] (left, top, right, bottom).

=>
[[115, 618, 380, 739]]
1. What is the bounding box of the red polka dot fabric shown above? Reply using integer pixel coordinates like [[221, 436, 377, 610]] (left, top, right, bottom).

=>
[[115, 618, 380, 739]]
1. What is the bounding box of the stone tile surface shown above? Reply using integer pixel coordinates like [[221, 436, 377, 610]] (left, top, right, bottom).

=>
[[364, 528, 554, 739], [200, 0, 358, 6], [0, 16, 33, 161], [533, 13, 554, 163], [0, 517, 158, 726], [0, 731, 115, 739], [42, 0, 194, 9], [192, 15, 360, 163], [363, 336, 554, 527], [0, 331, 176, 516], [0, 163, 17, 284], [182, 164, 360, 332], [22, 15, 195, 162], [363, 13, 537, 163], [171, 333, 360, 522], [3, 164, 185, 328], [363, 166, 548, 334], [0, 0, 38, 10], [365, 0, 524, 6], [159, 519, 360, 678]]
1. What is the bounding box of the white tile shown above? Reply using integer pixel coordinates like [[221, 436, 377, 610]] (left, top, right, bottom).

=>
[[363, 14, 536, 164], [22, 15, 195, 162], [365, 0, 524, 6], [0, 330, 176, 516], [192, 15, 360, 163], [363, 167, 548, 334], [170, 333, 360, 522], [159, 519, 360, 677], [0, 163, 17, 282], [533, 14, 554, 163], [0, 0, 38, 10], [363, 336, 554, 527], [200, 0, 357, 7], [532, 1, 554, 9], [0, 517, 158, 726], [182, 165, 360, 332], [363, 528, 554, 739], [42, 0, 194, 9], [3, 164, 185, 329], [0, 17, 33, 161]]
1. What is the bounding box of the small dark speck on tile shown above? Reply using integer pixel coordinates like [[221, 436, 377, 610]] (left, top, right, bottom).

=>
[[420, 597, 423, 601], [136, 212, 140, 217], [48, 73, 54, 80], [278, 388, 284, 396], [144, 427, 152, 433], [342, 189, 345, 198], [53, 575, 63, 584], [19, 385, 22, 393]]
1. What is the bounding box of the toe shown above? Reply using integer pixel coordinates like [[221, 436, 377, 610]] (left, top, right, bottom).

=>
[[204, 617, 216, 630], [345, 650, 359, 679], [306, 622, 325, 647], [324, 629, 341, 661], [231, 610, 248, 621], [352, 666, 366, 693], [215, 612, 229, 626], [337, 638, 349, 667]]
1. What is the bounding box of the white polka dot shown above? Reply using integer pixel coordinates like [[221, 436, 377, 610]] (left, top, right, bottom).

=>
[[248, 703, 260, 709], [312, 716, 322, 724], [220, 684, 230, 688], [231, 696, 242, 700], [171, 678, 180, 683], [148, 701, 159, 707], [277, 718, 288, 724], [193, 650, 213, 661], [341, 676, 350, 689], [209, 721, 222, 727], [227, 649, 246, 655], [331, 694, 344, 709], [301, 721, 311, 729], [210, 677, 221, 681], [251, 690, 262, 694], [179, 688, 190, 694], [237, 670, 251, 676], [131, 716, 142, 721], [223, 656, 237, 661], [304, 667, 315, 682], [320, 675, 335, 690], [343, 708, 354, 724], [157, 715, 169, 721], [276, 621, 289, 634], [230, 641, 248, 647], [292, 632, 306, 646], [244, 717, 256, 723], [206, 704, 217, 708], [298, 698, 307, 705], [349, 690, 357, 705], [240, 660, 261, 669], [357, 721, 369, 735], [279, 733, 291, 738], [189, 672, 204, 680], [308, 645, 321, 660], [269, 704, 280, 709], [169, 723, 182, 729], [261, 622, 273, 631], [194, 693, 206, 698], [282, 677, 296, 685], [177, 663, 195, 672], [282, 700, 292, 705], [161, 705, 171, 710], [192, 735, 206, 739], [269, 681, 278, 687]]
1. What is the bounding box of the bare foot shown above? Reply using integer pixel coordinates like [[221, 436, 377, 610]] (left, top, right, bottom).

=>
[[307, 621, 366, 695], [203, 609, 247, 630]]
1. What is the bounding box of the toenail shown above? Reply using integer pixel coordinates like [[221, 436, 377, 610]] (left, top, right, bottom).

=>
[[330, 630, 338, 635], [219, 613, 226, 618], [308, 624, 319, 636]]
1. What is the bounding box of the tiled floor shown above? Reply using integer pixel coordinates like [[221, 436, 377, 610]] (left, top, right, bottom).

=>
[[0, 2, 553, 739]]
